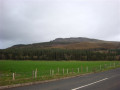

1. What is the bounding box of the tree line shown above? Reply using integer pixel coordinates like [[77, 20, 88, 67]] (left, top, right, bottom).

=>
[[0, 48, 120, 61]]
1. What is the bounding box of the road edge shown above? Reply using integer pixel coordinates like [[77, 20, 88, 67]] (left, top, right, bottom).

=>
[[1, 67, 119, 90], [0, 73, 93, 90]]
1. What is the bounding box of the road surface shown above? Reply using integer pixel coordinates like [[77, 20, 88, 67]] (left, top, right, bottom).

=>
[[3, 68, 120, 90]]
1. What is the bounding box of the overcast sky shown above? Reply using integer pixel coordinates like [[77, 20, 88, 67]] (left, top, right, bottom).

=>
[[0, 0, 120, 49]]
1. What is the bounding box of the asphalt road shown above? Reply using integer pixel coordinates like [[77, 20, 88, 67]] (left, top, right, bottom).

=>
[[3, 68, 120, 90]]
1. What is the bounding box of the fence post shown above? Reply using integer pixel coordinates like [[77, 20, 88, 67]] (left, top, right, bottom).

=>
[[52, 70, 54, 75], [67, 68, 68, 74], [50, 69, 51, 76], [13, 73, 15, 80], [86, 66, 88, 72], [35, 68, 37, 78], [63, 68, 64, 75], [78, 68, 79, 73]]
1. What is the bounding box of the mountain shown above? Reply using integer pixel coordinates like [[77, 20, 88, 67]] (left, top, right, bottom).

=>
[[1, 37, 120, 60], [9, 37, 120, 49]]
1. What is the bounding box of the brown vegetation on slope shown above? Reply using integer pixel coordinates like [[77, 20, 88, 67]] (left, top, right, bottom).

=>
[[50, 42, 120, 49]]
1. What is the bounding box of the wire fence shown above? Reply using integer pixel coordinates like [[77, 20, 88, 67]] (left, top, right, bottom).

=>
[[0, 62, 120, 86]]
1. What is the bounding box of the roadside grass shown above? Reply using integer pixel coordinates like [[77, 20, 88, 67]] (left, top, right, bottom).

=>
[[0, 60, 120, 86]]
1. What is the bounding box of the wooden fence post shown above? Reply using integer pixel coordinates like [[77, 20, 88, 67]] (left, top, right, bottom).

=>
[[50, 69, 51, 76], [67, 68, 68, 74], [35, 68, 37, 78], [86, 66, 88, 72], [52, 70, 54, 75], [63, 68, 64, 75], [78, 68, 79, 73], [13, 73, 15, 80]]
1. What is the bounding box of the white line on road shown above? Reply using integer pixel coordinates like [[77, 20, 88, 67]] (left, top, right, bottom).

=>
[[72, 78, 108, 90]]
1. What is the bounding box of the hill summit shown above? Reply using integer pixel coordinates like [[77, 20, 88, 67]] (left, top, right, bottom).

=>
[[8, 37, 120, 49], [52, 37, 104, 43]]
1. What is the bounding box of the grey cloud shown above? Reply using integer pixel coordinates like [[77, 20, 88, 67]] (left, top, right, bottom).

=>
[[0, 0, 120, 49]]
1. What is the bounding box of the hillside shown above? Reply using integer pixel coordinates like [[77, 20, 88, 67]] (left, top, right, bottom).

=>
[[9, 37, 120, 49], [1, 37, 120, 60], [51, 42, 120, 49]]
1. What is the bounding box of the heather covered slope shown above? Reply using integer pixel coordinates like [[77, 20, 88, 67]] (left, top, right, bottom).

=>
[[8, 37, 120, 49], [49, 42, 120, 49]]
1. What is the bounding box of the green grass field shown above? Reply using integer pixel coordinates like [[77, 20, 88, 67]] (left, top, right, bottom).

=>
[[0, 60, 120, 86]]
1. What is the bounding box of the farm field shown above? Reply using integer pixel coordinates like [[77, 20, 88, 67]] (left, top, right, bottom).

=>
[[0, 60, 120, 86]]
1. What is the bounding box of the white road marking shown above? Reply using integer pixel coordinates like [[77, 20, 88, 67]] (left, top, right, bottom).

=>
[[72, 78, 108, 90]]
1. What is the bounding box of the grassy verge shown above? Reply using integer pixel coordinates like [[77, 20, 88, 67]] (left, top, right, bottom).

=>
[[0, 60, 120, 86]]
